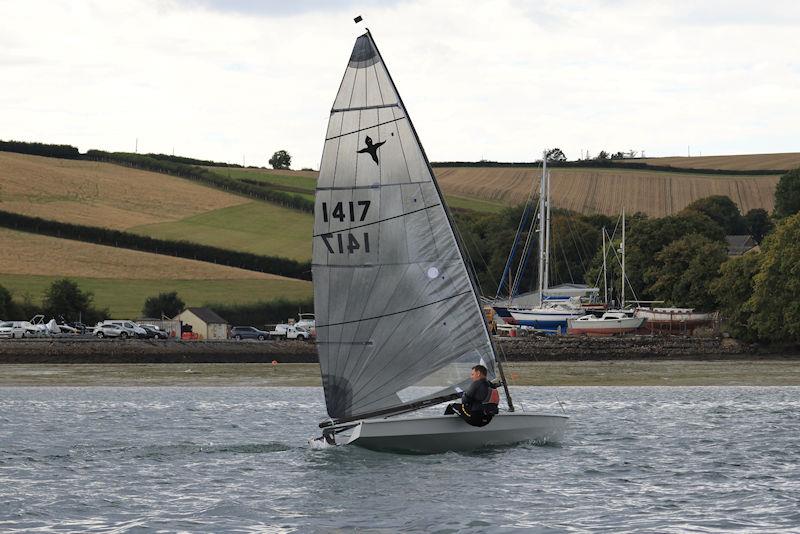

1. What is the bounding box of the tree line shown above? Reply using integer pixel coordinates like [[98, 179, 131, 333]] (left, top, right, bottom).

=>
[[0, 209, 311, 280], [456, 167, 800, 343], [0, 140, 81, 159], [431, 159, 789, 176]]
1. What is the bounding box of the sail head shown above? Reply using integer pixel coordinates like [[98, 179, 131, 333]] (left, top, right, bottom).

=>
[[314, 32, 496, 421]]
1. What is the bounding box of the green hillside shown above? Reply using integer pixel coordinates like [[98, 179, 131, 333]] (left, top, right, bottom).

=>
[[130, 202, 313, 261]]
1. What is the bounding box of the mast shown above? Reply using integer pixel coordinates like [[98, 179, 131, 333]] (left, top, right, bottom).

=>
[[364, 30, 515, 413], [537, 152, 547, 306], [544, 168, 552, 292], [621, 207, 626, 308], [602, 228, 608, 305]]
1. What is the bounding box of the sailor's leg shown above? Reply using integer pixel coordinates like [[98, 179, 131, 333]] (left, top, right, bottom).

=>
[[444, 403, 459, 415]]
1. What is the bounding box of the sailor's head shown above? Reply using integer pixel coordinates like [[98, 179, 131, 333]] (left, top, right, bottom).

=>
[[470, 364, 488, 381]]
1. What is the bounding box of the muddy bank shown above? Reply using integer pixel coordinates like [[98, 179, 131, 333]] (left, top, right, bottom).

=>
[[0, 336, 798, 364], [0, 339, 317, 364], [494, 335, 800, 361]]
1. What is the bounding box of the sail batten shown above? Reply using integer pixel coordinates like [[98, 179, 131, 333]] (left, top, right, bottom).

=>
[[315, 31, 497, 421]]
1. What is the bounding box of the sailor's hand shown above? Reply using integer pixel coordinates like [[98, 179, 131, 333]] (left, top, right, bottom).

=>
[[455, 386, 464, 397]]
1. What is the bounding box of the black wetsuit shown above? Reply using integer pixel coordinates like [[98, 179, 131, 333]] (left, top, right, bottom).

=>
[[445, 378, 498, 427]]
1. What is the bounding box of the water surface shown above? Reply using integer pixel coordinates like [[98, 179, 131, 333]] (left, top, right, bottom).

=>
[[1, 386, 798, 532]]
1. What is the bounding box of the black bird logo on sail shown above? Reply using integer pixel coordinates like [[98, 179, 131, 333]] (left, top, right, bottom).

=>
[[357, 136, 386, 165]]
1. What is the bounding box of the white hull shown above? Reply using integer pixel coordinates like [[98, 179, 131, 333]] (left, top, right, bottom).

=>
[[634, 307, 714, 325], [325, 412, 567, 454], [567, 315, 645, 336]]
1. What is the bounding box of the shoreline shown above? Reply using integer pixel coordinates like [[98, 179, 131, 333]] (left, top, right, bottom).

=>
[[1, 336, 798, 365], [2, 360, 800, 387]]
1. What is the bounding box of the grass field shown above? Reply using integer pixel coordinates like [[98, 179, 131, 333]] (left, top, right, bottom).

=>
[[630, 152, 800, 172], [0, 152, 248, 228], [0, 274, 312, 319], [214, 167, 508, 213], [0, 227, 312, 317], [0, 228, 300, 280], [129, 201, 313, 261], [210, 167, 318, 192], [433, 166, 780, 217]]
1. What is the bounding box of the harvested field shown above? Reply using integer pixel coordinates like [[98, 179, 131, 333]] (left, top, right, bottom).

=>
[[433, 166, 780, 217], [0, 228, 294, 280], [0, 152, 248, 228], [629, 152, 800, 172]]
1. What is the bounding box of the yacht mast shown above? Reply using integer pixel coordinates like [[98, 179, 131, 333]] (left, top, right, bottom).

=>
[[602, 228, 608, 305], [537, 151, 547, 306], [621, 208, 626, 308], [544, 169, 552, 293]]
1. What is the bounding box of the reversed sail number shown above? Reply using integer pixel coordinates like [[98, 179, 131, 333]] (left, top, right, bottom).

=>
[[320, 232, 371, 254], [321, 201, 371, 223]]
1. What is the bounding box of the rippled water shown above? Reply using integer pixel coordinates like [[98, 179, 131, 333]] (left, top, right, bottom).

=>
[[1, 386, 799, 532]]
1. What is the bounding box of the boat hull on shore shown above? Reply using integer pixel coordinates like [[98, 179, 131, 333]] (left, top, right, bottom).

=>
[[325, 412, 568, 454], [567, 313, 645, 336]]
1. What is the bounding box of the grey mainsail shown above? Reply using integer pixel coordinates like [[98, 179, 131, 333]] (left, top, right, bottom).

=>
[[314, 31, 497, 421]]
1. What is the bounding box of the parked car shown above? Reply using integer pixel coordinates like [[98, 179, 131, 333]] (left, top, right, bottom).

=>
[[101, 320, 147, 338], [93, 324, 128, 338], [229, 326, 269, 341], [0, 321, 28, 339], [140, 324, 169, 339]]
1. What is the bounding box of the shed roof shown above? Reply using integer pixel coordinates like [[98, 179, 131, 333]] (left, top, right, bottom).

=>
[[180, 307, 227, 324]]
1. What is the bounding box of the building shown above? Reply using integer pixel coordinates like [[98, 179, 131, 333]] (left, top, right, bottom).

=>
[[173, 307, 229, 340], [724, 235, 759, 256]]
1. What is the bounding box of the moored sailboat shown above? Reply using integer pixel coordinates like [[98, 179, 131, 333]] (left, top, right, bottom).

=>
[[311, 29, 567, 453]]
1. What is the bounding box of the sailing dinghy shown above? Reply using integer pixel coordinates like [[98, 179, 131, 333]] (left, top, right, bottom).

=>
[[312, 30, 567, 453]]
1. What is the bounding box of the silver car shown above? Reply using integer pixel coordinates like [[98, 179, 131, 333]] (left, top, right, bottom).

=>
[[93, 324, 129, 339]]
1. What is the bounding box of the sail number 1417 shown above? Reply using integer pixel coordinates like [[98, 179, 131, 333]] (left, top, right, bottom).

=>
[[319, 200, 373, 254]]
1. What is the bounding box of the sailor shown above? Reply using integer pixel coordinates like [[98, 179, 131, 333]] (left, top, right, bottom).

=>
[[444, 364, 500, 427]]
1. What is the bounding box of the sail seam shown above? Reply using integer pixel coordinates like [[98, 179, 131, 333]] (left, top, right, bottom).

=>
[[312, 203, 441, 237], [325, 117, 405, 141], [316, 290, 471, 329], [316, 180, 429, 191], [331, 103, 399, 113]]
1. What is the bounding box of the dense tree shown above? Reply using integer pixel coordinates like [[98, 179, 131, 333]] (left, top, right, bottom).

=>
[[773, 168, 800, 219], [143, 291, 186, 319], [0, 284, 18, 319], [743, 208, 774, 243], [269, 150, 292, 170], [644, 234, 727, 311], [545, 148, 566, 162], [710, 253, 760, 340], [41, 278, 106, 324], [595, 150, 609, 161], [206, 298, 313, 326], [623, 211, 725, 298], [682, 195, 746, 235], [748, 213, 800, 341]]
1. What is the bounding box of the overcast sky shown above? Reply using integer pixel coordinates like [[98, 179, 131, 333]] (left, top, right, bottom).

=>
[[1, 0, 798, 169]]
